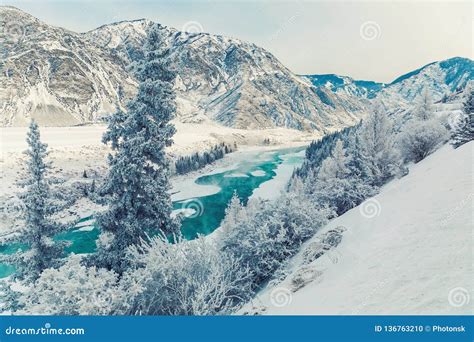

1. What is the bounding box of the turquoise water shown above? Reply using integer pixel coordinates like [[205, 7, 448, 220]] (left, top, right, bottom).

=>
[[0, 147, 305, 278], [176, 147, 305, 239], [0, 242, 28, 278]]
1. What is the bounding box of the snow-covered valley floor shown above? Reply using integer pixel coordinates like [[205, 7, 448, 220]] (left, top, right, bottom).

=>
[[0, 122, 317, 234], [244, 142, 473, 315]]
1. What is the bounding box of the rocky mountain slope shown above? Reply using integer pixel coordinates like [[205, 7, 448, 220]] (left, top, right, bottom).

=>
[[1, 6, 472, 131], [376, 57, 473, 107], [0, 6, 364, 131], [84, 13, 378, 131], [305, 57, 473, 106], [0, 6, 137, 126]]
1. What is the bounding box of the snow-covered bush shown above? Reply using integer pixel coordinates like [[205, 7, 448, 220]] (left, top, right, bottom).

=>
[[398, 118, 449, 163], [219, 187, 330, 286], [15, 257, 130, 315], [0, 281, 23, 313], [398, 90, 448, 163], [125, 235, 253, 315]]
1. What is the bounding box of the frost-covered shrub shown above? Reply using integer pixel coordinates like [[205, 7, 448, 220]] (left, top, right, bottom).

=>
[[16, 257, 131, 315], [398, 119, 448, 163], [219, 186, 330, 286], [125, 235, 253, 315], [398, 88, 449, 163]]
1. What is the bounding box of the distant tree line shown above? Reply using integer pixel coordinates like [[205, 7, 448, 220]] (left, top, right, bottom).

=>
[[174, 142, 237, 175]]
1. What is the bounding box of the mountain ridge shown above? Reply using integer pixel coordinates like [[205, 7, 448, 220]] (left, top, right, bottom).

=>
[[0, 6, 365, 131], [1, 6, 472, 130]]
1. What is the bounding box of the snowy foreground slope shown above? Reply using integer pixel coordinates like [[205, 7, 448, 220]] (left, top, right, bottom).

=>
[[245, 142, 473, 315]]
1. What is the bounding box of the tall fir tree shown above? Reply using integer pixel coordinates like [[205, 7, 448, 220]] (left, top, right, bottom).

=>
[[451, 86, 474, 148], [359, 102, 400, 186], [91, 24, 179, 273], [2, 120, 65, 282]]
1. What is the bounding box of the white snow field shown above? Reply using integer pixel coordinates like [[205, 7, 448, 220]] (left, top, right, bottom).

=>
[[246, 142, 473, 315]]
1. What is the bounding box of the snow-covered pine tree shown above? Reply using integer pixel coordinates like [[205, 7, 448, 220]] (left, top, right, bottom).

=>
[[345, 128, 371, 181], [310, 140, 375, 215], [451, 86, 474, 148], [358, 102, 401, 186], [398, 119, 448, 163], [294, 125, 356, 179], [2, 120, 65, 282], [414, 88, 435, 121], [91, 24, 179, 273]]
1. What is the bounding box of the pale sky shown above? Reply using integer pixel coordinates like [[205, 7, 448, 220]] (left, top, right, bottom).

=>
[[2, 0, 472, 83]]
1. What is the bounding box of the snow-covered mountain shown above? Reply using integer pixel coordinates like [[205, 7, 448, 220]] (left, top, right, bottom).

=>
[[1, 6, 472, 131], [0, 6, 138, 126], [304, 74, 384, 99], [304, 57, 473, 106], [385, 57, 473, 102], [0, 6, 364, 131], [84, 15, 366, 131]]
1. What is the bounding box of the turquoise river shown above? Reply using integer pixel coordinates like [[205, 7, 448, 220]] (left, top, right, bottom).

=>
[[0, 147, 305, 278]]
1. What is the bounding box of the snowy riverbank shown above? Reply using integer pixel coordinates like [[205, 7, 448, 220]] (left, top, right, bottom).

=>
[[0, 122, 317, 235]]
